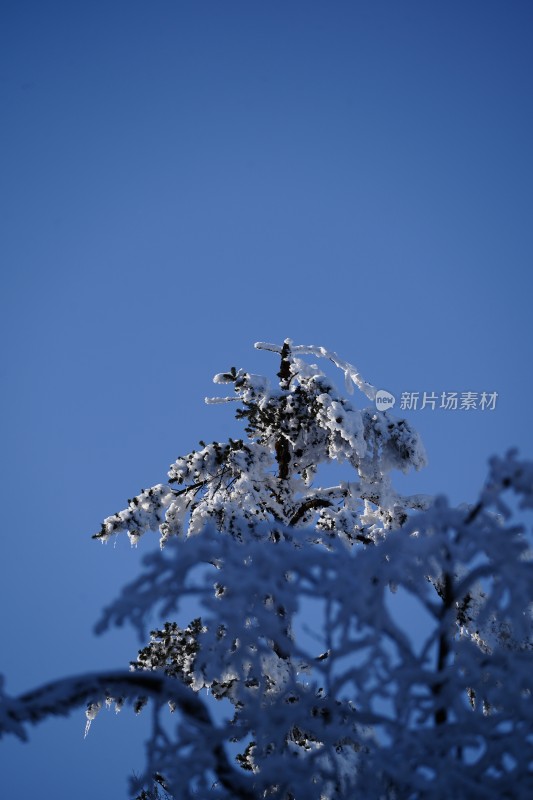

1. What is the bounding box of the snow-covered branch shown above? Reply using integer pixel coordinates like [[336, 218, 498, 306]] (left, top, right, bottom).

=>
[[0, 670, 257, 800]]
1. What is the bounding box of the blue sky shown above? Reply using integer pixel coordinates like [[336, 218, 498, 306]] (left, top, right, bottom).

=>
[[1, 1, 532, 796]]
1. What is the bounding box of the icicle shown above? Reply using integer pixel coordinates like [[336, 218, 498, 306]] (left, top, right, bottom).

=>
[[84, 701, 101, 738]]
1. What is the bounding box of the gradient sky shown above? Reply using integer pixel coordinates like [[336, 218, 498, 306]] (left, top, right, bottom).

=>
[[1, 1, 532, 797]]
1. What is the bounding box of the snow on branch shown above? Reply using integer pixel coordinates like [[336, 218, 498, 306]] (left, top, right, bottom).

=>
[[0, 670, 211, 737], [255, 339, 376, 399], [0, 670, 257, 800], [95, 340, 427, 549]]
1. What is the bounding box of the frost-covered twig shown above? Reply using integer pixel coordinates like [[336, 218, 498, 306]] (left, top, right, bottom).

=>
[[255, 339, 376, 399], [0, 670, 257, 800]]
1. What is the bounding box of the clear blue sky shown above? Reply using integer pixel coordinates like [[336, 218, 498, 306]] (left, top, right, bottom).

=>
[[1, 1, 532, 796]]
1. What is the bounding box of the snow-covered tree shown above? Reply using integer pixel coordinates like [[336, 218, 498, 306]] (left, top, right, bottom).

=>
[[1, 340, 532, 799]]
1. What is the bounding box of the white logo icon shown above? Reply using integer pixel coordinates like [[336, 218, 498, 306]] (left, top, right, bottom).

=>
[[375, 389, 396, 411]]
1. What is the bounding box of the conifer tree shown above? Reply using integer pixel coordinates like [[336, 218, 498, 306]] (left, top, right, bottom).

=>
[[1, 341, 531, 799]]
